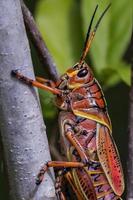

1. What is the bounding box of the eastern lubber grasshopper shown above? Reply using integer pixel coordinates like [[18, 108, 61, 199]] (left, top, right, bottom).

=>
[[12, 3, 125, 200]]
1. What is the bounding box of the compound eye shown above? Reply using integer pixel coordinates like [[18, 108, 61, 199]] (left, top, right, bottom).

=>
[[77, 68, 88, 78]]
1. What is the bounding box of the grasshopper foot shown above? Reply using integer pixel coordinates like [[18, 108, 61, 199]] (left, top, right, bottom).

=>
[[36, 164, 48, 185]]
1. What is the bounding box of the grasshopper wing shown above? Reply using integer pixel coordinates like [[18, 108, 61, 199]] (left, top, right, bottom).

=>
[[96, 124, 125, 196]]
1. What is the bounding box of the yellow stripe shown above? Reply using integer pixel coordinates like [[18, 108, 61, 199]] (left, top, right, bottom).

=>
[[66, 70, 77, 77], [96, 189, 113, 198], [89, 170, 103, 175], [73, 110, 112, 132], [68, 83, 82, 89], [93, 181, 108, 187]]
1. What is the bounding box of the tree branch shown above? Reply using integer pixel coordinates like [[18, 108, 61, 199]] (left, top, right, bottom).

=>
[[21, 1, 59, 82], [0, 0, 56, 199]]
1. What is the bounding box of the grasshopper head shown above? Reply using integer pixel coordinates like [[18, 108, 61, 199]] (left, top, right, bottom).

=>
[[66, 62, 94, 89], [57, 62, 94, 90]]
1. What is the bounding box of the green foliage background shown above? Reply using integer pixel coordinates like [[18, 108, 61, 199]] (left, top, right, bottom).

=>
[[0, 0, 132, 199], [36, 0, 131, 87], [35, 0, 132, 122]]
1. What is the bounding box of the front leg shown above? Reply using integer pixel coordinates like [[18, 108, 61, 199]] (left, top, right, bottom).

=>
[[36, 76, 56, 88], [11, 70, 61, 95]]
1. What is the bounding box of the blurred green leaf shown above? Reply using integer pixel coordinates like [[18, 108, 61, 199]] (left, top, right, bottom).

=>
[[116, 62, 131, 86], [99, 62, 131, 89], [99, 68, 120, 89], [82, 0, 132, 86], [107, 0, 132, 64], [36, 0, 131, 87], [82, 0, 111, 70], [82, 0, 132, 66], [36, 0, 83, 74]]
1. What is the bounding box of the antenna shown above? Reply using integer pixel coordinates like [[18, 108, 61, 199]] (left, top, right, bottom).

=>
[[79, 3, 111, 64]]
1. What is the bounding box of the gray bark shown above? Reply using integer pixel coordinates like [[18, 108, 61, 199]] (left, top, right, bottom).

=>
[[0, 0, 56, 200]]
